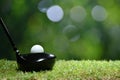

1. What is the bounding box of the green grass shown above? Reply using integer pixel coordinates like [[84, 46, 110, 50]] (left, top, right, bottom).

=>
[[0, 59, 120, 80]]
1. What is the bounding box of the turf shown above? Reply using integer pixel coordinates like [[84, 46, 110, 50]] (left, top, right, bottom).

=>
[[0, 59, 120, 80]]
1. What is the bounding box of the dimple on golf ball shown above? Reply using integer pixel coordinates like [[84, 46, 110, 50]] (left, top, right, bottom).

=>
[[30, 45, 44, 53]]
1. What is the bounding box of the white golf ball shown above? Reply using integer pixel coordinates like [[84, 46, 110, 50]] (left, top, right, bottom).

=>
[[46, 5, 64, 22], [30, 45, 44, 53]]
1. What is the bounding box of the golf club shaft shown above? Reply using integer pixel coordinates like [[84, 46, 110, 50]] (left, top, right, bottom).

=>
[[0, 17, 19, 54]]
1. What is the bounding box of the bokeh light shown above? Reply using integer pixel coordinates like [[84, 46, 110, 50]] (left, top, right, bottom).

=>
[[38, 0, 53, 13], [91, 5, 107, 21], [63, 24, 80, 42], [70, 6, 86, 23], [46, 5, 64, 22]]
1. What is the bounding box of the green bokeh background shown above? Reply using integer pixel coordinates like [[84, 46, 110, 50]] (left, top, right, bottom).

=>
[[0, 0, 120, 60]]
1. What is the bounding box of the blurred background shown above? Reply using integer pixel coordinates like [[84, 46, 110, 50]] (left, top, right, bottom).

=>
[[0, 0, 120, 60]]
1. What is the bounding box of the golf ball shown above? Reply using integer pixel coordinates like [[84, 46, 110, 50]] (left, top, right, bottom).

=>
[[30, 45, 44, 53]]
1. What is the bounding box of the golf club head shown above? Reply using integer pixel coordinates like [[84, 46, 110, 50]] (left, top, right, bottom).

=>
[[16, 53, 56, 71]]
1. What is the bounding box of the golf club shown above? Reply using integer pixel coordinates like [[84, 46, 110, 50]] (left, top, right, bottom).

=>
[[0, 17, 56, 71]]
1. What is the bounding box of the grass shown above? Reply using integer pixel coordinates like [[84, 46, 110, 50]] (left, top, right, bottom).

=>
[[0, 59, 120, 80]]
